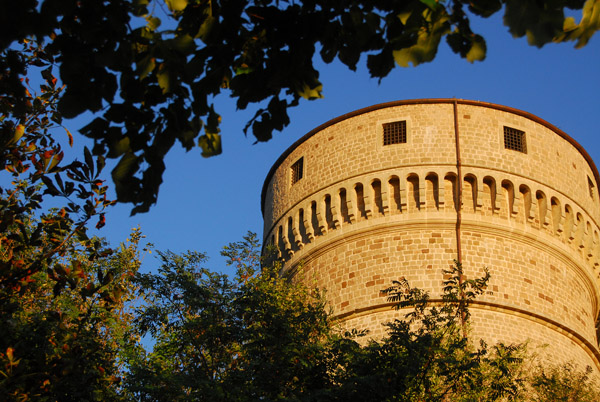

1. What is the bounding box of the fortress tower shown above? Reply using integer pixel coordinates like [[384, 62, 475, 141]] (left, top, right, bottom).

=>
[[261, 99, 600, 372]]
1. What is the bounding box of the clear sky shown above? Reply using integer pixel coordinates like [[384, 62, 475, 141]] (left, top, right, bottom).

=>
[[84, 11, 600, 275]]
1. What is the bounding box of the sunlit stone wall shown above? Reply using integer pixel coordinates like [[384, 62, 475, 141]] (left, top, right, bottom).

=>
[[261, 99, 600, 374]]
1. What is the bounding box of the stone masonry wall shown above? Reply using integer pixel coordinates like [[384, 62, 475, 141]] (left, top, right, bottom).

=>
[[261, 99, 600, 374]]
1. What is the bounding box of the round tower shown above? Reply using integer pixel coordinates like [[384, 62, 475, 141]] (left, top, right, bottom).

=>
[[261, 99, 600, 372]]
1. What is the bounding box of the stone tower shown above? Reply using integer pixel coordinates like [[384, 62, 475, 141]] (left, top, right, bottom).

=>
[[261, 99, 600, 372]]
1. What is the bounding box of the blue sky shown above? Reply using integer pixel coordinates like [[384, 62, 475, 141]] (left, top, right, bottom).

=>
[[81, 11, 600, 274]]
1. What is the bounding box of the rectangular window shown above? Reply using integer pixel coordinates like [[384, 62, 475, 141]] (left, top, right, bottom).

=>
[[503, 126, 527, 153], [588, 176, 595, 199], [383, 121, 407, 145], [291, 157, 303, 185]]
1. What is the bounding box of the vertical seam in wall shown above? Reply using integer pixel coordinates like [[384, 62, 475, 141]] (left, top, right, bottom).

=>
[[454, 100, 468, 338], [454, 99, 463, 263]]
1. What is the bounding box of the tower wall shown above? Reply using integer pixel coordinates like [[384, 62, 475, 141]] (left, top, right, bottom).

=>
[[261, 99, 600, 372]]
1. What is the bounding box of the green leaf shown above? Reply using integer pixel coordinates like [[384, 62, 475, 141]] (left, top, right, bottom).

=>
[[168, 34, 195, 54], [84, 146, 94, 177], [166, 0, 188, 13], [504, 0, 565, 47], [564, 0, 600, 48], [48, 151, 64, 172], [235, 65, 254, 75], [198, 133, 222, 157], [132, 0, 150, 16], [96, 155, 106, 173], [196, 16, 216, 41], [298, 83, 323, 100], [467, 0, 502, 18], [419, 0, 441, 11], [398, 11, 412, 25], [80, 118, 108, 140], [178, 130, 196, 149], [108, 136, 132, 158], [466, 35, 486, 63], [145, 16, 162, 32], [41, 175, 60, 196], [394, 12, 450, 67], [563, 16, 578, 32], [8, 124, 25, 146], [137, 55, 156, 80], [111, 152, 140, 200], [206, 106, 221, 134], [157, 66, 171, 94]]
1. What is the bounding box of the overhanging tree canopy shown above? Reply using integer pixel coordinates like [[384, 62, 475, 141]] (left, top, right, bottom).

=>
[[1, 0, 598, 213]]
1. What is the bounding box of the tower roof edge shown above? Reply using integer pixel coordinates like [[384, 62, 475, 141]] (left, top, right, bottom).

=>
[[260, 99, 600, 216]]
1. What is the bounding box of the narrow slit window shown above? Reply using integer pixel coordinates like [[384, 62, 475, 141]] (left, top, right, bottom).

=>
[[588, 176, 595, 199], [503, 126, 527, 153], [291, 157, 304, 185], [383, 121, 407, 145]]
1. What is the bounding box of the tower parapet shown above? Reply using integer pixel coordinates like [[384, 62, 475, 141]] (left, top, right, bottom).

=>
[[261, 99, 600, 372]]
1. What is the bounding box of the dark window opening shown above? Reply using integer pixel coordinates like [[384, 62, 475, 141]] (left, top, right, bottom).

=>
[[291, 157, 304, 185], [503, 126, 527, 153], [383, 121, 407, 145], [588, 176, 595, 199]]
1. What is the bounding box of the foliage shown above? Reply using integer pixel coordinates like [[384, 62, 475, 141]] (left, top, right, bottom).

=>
[[125, 249, 600, 402], [2, 9, 599, 396], [1, 222, 599, 400], [319, 261, 524, 402], [1, 0, 598, 212], [0, 38, 114, 301], [0, 40, 142, 400], [123, 233, 331, 401], [0, 229, 143, 401], [528, 363, 600, 402], [385, 260, 490, 337]]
